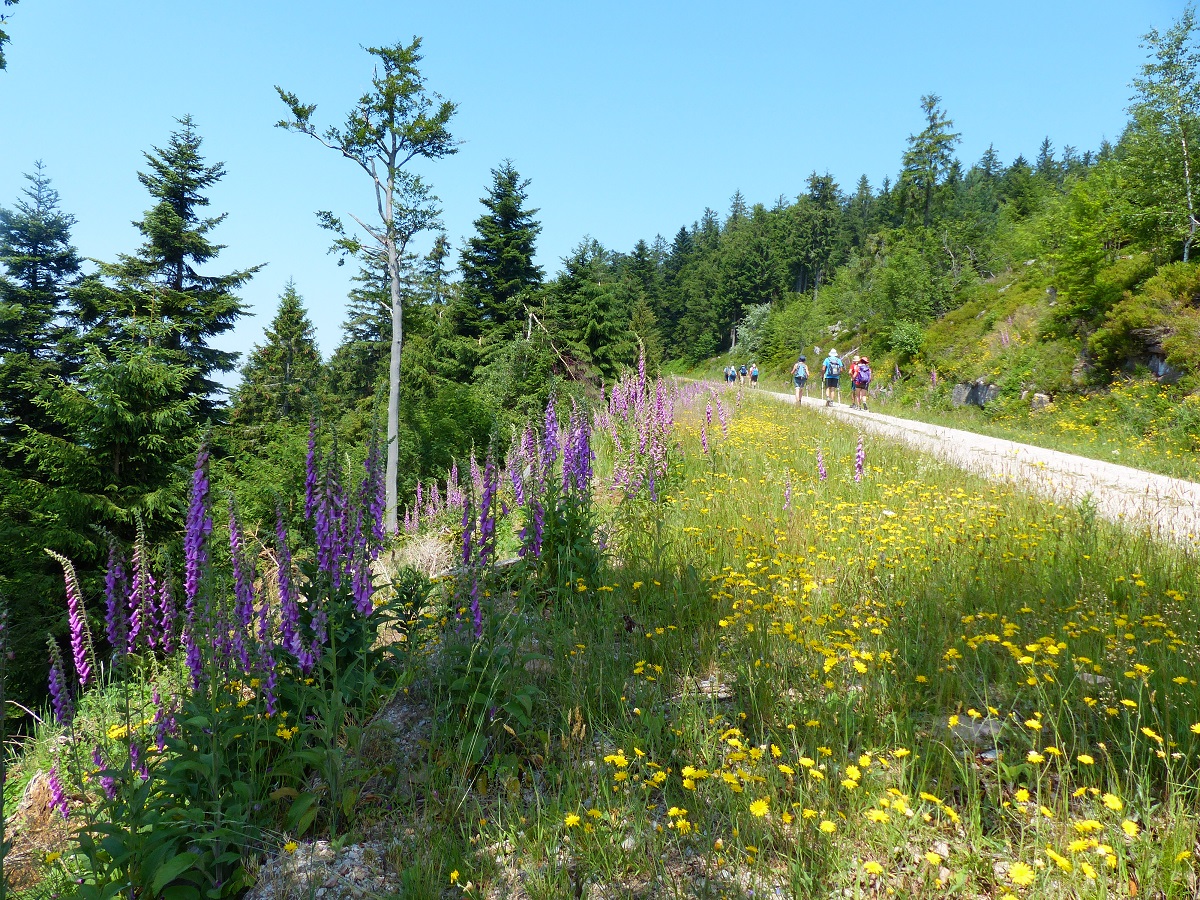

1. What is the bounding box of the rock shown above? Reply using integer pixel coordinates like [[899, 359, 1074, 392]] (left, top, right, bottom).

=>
[[621, 834, 638, 852], [949, 717, 1002, 747], [951, 380, 1000, 408], [1030, 393, 1051, 411]]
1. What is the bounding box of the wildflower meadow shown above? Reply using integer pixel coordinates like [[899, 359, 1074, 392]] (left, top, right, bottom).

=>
[[11, 362, 1200, 899]]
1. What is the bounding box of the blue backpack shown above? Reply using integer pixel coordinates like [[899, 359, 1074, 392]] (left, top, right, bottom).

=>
[[824, 358, 843, 378]]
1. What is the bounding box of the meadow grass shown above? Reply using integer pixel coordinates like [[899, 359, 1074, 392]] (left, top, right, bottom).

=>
[[410, 390, 1200, 899], [11, 388, 1200, 899]]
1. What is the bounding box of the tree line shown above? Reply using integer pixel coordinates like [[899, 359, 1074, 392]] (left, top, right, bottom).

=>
[[4, 11, 1200, 707]]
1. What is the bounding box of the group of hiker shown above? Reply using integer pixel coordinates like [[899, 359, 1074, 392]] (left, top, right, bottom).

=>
[[810, 349, 872, 410], [723, 349, 873, 409], [723, 363, 760, 386]]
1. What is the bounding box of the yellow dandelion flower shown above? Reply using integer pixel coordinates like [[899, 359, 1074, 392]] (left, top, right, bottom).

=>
[[749, 798, 769, 817], [564, 813, 581, 828], [1101, 793, 1123, 812], [863, 861, 884, 875], [1121, 820, 1140, 837], [819, 820, 836, 833], [1008, 861, 1036, 886], [283, 841, 299, 854], [1077, 753, 1094, 765], [925, 851, 942, 866], [1026, 751, 1045, 764]]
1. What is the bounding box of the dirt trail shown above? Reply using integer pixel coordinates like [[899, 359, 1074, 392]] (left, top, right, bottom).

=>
[[745, 384, 1200, 549]]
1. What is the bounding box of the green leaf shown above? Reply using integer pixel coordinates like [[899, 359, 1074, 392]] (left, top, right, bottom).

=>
[[152, 852, 201, 894]]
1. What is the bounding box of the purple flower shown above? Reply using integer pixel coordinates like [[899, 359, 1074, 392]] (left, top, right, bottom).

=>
[[519, 499, 544, 558], [855, 436, 865, 483], [92, 746, 117, 800], [263, 653, 279, 718], [47, 550, 92, 688], [541, 399, 560, 478], [184, 626, 203, 689], [276, 510, 301, 658], [817, 449, 827, 482], [228, 506, 254, 671], [47, 767, 69, 819], [478, 456, 498, 570], [700, 420, 708, 455], [104, 540, 128, 656], [128, 522, 156, 654], [784, 473, 792, 510], [184, 447, 213, 616], [157, 567, 177, 655], [305, 419, 319, 521], [47, 641, 73, 725], [351, 547, 373, 617]]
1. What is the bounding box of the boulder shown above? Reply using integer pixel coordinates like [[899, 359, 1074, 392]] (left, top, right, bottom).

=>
[[951, 380, 1000, 408], [1030, 393, 1051, 411]]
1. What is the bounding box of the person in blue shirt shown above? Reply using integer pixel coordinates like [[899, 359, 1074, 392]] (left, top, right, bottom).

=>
[[821, 349, 843, 406]]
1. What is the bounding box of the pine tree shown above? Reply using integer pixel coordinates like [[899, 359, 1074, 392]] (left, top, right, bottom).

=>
[[232, 281, 324, 426], [0, 163, 80, 445], [82, 116, 259, 419], [459, 160, 543, 339]]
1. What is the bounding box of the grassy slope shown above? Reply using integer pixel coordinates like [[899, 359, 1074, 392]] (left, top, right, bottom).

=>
[[11, 390, 1200, 899], [399, 392, 1200, 897]]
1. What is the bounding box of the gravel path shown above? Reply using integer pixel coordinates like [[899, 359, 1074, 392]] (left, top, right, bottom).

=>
[[751, 386, 1200, 549]]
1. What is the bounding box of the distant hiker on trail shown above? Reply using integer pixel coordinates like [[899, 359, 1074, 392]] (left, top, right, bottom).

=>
[[792, 355, 809, 402], [724, 365, 734, 384], [853, 355, 872, 410], [739, 364, 748, 385], [750, 363, 759, 387], [822, 349, 843, 406]]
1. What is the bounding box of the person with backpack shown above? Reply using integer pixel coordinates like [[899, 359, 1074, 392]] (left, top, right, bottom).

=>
[[853, 355, 873, 410], [821, 349, 843, 406], [739, 363, 748, 385], [724, 365, 733, 384], [749, 363, 759, 387], [791, 355, 809, 402]]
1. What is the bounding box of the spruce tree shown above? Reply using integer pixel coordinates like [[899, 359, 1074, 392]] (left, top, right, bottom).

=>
[[232, 281, 324, 426], [900, 94, 961, 228], [83, 116, 259, 419], [0, 162, 80, 445], [458, 160, 544, 338]]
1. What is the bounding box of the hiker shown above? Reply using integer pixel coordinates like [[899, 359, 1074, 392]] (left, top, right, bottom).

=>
[[724, 365, 734, 384], [822, 349, 843, 406], [749, 363, 759, 387], [792, 355, 809, 403], [853, 355, 873, 410], [739, 363, 748, 385]]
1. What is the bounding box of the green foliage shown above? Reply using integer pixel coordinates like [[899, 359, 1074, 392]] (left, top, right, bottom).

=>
[[232, 281, 324, 427], [457, 160, 544, 339], [889, 319, 925, 359]]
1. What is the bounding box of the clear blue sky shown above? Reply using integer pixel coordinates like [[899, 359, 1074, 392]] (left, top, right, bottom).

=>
[[0, 0, 1183, 377]]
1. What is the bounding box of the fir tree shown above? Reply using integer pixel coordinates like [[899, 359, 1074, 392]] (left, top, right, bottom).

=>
[[900, 94, 961, 228], [458, 160, 543, 338], [0, 163, 80, 445], [83, 116, 259, 420], [232, 281, 324, 426]]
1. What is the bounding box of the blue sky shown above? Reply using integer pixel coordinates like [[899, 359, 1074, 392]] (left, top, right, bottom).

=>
[[0, 0, 1183, 375]]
